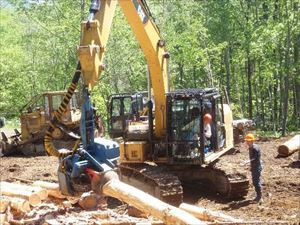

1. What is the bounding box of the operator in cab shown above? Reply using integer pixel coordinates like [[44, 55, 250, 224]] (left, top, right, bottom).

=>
[[203, 113, 212, 153]]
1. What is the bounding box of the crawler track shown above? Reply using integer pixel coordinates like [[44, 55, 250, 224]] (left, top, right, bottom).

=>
[[119, 163, 183, 206], [119, 163, 249, 204], [223, 171, 249, 198], [198, 167, 249, 199]]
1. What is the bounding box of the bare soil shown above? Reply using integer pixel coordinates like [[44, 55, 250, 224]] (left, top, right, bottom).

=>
[[0, 135, 299, 224]]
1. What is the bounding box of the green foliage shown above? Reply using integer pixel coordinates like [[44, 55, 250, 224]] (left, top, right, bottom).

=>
[[256, 130, 282, 139], [1, 0, 299, 134], [1, 1, 81, 117]]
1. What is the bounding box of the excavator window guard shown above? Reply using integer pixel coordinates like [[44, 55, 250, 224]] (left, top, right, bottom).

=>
[[212, 96, 226, 149], [52, 95, 65, 112], [107, 91, 149, 138], [164, 89, 227, 164], [166, 96, 203, 162], [20, 94, 43, 113]]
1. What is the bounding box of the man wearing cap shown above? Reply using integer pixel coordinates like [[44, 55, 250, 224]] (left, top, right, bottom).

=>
[[244, 133, 263, 203]]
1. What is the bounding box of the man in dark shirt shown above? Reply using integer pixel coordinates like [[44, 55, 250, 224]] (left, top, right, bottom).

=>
[[245, 133, 263, 203]]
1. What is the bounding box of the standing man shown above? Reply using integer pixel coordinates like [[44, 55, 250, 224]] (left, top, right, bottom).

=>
[[244, 133, 263, 203]]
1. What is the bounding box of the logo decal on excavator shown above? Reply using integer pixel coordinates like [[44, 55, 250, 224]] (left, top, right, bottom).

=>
[[133, 0, 148, 24]]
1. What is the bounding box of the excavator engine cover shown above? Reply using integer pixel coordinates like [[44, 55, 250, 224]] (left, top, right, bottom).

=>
[[120, 141, 149, 163]]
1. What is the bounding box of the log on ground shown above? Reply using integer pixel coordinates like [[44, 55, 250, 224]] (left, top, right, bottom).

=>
[[101, 177, 206, 225], [0, 182, 41, 206], [78, 192, 102, 210], [0, 196, 30, 213], [179, 203, 242, 222], [0, 213, 7, 225], [278, 135, 300, 157], [0, 198, 10, 213], [1, 181, 47, 200], [32, 181, 65, 199]]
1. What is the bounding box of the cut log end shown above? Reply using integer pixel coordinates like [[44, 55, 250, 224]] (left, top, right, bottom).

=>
[[277, 135, 300, 157], [0, 182, 41, 206], [278, 145, 289, 155]]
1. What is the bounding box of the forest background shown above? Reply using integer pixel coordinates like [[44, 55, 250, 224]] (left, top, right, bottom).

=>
[[0, 0, 299, 136]]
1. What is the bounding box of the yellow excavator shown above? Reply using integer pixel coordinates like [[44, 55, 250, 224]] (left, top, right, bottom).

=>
[[45, 0, 249, 206]]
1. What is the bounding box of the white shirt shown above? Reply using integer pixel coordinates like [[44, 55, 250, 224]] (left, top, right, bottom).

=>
[[204, 123, 212, 138]]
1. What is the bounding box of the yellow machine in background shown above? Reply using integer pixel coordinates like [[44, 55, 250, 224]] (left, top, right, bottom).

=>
[[0, 91, 81, 156]]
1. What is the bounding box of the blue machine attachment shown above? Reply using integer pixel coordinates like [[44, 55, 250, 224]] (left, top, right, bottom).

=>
[[58, 87, 120, 196]]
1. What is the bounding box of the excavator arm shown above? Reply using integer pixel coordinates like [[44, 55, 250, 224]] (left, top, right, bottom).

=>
[[119, 0, 169, 137], [44, 0, 169, 195], [79, 0, 169, 138], [78, 0, 117, 90], [44, 0, 118, 157]]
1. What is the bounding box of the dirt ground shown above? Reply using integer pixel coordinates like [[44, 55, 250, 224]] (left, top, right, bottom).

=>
[[0, 135, 299, 224]]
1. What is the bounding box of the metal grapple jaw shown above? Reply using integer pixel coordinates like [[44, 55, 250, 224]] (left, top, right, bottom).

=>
[[78, 20, 105, 90]]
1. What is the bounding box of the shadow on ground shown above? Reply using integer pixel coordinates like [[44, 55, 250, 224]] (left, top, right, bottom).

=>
[[182, 182, 243, 205]]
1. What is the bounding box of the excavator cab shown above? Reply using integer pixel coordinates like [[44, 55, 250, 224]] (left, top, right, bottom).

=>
[[166, 88, 229, 164], [108, 92, 148, 138], [111, 88, 232, 166]]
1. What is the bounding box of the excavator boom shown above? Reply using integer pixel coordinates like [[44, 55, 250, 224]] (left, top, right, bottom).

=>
[[79, 0, 169, 138]]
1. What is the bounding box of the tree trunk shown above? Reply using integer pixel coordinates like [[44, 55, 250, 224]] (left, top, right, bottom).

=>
[[293, 34, 300, 129], [178, 62, 184, 87], [224, 46, 231, 100], [273, 70, 279, 131], [241, 66, 246, 116], [258, 61, 265, 129], [278, 135, 300, 156], [246, 50, 253, 119], [253, 79, 259, 124], [282, 2, 291, 136]]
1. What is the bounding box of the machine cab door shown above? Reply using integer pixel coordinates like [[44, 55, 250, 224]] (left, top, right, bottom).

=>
[[108, 92, 148, 138], [204, 95, 229, 164], [108, 94, 133, 138], [211, 95, 226, 151], [20, 94, 46, 140]]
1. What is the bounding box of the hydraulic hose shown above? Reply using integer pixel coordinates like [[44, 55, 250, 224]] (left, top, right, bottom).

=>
[[44, 62, 81, 157]]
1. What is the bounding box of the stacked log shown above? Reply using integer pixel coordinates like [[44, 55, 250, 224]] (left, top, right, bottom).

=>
[[278, 135, 300, 157], [0, 196, 30, 213], [32, 180, 65, 199], [0, 179, 244, 225], [233, 119, 255, 144], [1, 181, 48, 200], [0, 182, 41, 206]]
